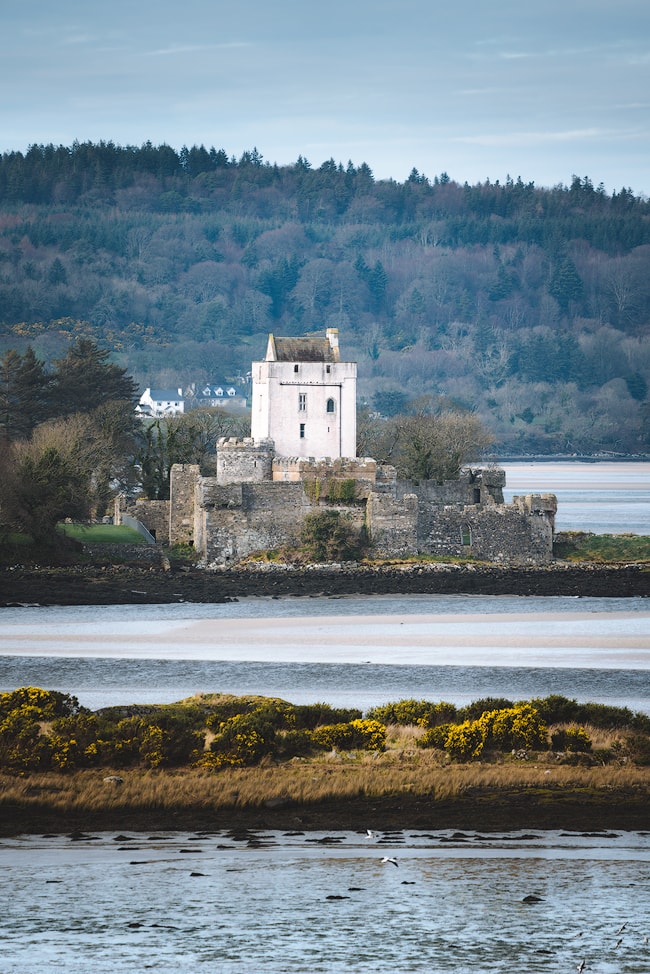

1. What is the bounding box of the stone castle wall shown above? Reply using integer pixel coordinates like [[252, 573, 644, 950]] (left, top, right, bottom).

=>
[[147, 442, 559, 566]]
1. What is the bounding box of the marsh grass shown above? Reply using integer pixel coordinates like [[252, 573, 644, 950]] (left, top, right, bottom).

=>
[[2, 755, 649, 821], [553, 532, 650, 562]]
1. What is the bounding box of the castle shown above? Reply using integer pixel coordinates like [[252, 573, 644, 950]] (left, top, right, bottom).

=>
[[119, 329, 557, 565]]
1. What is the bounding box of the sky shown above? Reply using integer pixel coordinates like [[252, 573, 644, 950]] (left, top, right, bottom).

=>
[[2, 0, 649, 194]]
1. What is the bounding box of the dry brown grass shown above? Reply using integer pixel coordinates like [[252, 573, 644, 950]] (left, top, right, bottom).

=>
[[2, 753, 649, 820]]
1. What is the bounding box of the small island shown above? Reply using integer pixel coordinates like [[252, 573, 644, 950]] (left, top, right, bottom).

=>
[[1, 687, 649, 837]]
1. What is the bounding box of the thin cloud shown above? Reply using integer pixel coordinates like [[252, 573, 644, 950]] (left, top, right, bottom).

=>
[[147, 42, 252, 57]]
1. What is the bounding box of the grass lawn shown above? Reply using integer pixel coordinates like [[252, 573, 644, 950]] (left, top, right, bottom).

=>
[[57, 523, 146, 544]]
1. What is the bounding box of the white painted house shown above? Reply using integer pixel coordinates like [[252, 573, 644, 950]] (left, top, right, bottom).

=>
[[250, 328, 357, 458], [137, 388, 185, 416]]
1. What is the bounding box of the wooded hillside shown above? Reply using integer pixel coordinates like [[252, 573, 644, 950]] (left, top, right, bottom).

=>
[[1, 141, 649, 453]]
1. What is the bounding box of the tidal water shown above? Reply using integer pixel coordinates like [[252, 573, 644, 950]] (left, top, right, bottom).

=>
[[1, 595, 649, 713], [501, 460, 650, 534], [2, 830, 649, 974]]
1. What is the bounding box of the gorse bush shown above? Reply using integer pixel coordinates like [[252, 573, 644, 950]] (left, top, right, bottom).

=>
[[550, 726, 592, 753], [418, 705, 548, 760], [205, 712, 278, 768], [366, 699, 457, 727], [311, 719, 386, 752], [0, 687, 85, 721], [1, 687, 649, 772]]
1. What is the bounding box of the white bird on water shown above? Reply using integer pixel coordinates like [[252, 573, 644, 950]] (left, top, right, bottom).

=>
[[381, 856, 398, 867]]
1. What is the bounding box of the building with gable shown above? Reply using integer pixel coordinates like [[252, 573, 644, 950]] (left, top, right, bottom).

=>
[[250, 328, 357, 459], [119, 329, 557, 566], [137, 387, 185, 416]]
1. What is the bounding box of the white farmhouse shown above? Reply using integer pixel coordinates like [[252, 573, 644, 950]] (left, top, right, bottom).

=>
[[137, 387, 185, 416], [250, 328, 357, 458]]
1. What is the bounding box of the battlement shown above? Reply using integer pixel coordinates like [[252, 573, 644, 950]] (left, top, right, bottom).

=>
[[216, 437, 274, 484]]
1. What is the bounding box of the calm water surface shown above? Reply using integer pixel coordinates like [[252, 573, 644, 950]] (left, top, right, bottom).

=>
[[2, 830, 649, 974], [501, 461, 650, 534], [1, 595, 649, 712]]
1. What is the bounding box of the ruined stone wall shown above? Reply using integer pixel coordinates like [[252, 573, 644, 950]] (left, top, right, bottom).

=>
[[169, 464, 201, 547], [186, 461, 555, 567], [366, 492, 419, 558], [114, 496, 171, 545], [397, 467, 505, 507], [198, 480, 367, 565], [417, 503, 554, 564]]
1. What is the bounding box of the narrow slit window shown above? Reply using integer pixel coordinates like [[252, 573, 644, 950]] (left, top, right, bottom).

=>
[[298, 393, 307, 412], [326, 397, 335, 413], [299, 423, 305, 439], [294, 364, 299, 373]]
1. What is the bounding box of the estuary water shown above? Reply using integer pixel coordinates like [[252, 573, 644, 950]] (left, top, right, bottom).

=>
[[501, 460, 650, 534], [1, 595, 649, 713], [2, 829, 650, 974]]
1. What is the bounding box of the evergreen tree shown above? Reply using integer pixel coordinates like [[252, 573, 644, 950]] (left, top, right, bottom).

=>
[[0, 346, 49, 440], [49, 338, 138, 417]]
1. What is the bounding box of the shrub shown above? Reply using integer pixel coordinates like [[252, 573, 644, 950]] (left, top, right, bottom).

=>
[[417, 724, 451, 750], [550, 726, 592, 753], [300, 509, 362, 562], [443, 719, 488, 760], [417, 705, 548, 761], [366, 699, 457, 728], [0, 707, 51, 771], [292, 703, 362, 730], [488, 705, 548, 751], [275, 728, 315, 759], [204, 696, 293, 731], [311, 719, 386, 752], [0, 686, 85, 721], [206, 711, 277, 767], [457, 697, 514, 721], [49, 713, 100, 770]]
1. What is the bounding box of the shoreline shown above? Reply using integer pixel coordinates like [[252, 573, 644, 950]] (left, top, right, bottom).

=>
[[2, 766, 649, 837], [1, 561, 649, 606], [2, 787, 649, 837]]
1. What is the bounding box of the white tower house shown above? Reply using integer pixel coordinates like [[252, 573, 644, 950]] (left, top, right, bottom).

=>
[[250, 328, 357, 458]]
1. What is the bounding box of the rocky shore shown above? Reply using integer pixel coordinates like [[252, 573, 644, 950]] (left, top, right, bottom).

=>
[[1, 560, 648, 607]]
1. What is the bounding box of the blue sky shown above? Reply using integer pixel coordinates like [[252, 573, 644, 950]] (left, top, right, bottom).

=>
[[2, 0, 649, 193]]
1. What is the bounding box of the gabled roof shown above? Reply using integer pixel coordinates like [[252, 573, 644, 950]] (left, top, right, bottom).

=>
[[265, 329, 341, 364], [148, 389, 183, 401]]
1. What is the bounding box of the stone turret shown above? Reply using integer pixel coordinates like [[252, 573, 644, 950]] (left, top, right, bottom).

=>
[[216, 437, 275, 484]]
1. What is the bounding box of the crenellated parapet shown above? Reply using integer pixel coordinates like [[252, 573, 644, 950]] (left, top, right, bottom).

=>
[[216, 437, 275, 484]]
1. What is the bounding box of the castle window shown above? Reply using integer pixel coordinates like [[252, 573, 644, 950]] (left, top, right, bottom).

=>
[[294, 364, 299, 373], [326, 364, 331, 374], [326, 397, 335, 414], [461, 524, 472, 546], [299, 423, 305, 439], [298, 393, 307, 412]]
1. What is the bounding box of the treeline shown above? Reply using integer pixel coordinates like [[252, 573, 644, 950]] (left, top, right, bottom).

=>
[[1, 141, 649, 452]]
